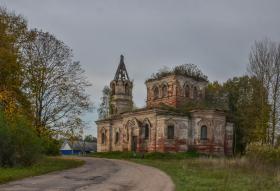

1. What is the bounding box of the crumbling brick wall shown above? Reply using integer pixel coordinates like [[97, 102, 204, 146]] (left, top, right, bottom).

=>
[[146, 75, 207, 108], [96, 109, 232, 156]]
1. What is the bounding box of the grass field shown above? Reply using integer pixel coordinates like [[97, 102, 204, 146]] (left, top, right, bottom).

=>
[[0, 157, 84, 184], [89, 150, 199, 159], [90, 152, 280, 191]]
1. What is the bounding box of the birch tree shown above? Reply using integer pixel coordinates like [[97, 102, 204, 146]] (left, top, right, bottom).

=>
[[248, 39, 280, 144], [97, 86, 111, 119], [271, 44, 280, 144]]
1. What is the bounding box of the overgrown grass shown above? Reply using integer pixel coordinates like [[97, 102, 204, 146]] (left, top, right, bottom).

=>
[[135, 158, 280, 191], [0, 157, 84, 184], [90, 152, 280, 191]]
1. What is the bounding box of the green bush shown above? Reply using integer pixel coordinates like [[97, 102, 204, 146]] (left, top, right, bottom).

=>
[[0, 111, 43, 167], [42, 137, 61, 156], [246, 143, 280, 165], [0, 121, 15, 167]]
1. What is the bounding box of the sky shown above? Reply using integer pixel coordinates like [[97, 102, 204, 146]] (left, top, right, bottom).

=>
[[1, 0, 280, 137]]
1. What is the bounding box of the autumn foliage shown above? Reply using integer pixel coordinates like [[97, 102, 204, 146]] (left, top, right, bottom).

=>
[[0, 7, 91, 166]]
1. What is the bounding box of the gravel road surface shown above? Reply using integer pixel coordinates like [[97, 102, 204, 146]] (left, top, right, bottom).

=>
[[0, 157, 175, 191]]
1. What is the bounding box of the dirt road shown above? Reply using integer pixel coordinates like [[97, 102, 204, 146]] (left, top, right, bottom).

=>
[[0, 157, 175, 191]]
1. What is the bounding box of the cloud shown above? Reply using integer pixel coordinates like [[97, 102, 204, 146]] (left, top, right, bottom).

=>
[[2, 0, 280, 136]]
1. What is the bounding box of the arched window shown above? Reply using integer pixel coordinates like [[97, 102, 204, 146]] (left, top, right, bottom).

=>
[[115, 132, 119, 144], [111, 83, 115, 95], [193, 87, 198, 99], [144, 124, 149, 140], [167, 125, 174, 139], [184, 84, 190, 97], [125, 83, 130, 95], [154, 87, 159, 99], [201, 126, 207, 140], [102, 132, 106, 144], [162, 84, 168, 98]]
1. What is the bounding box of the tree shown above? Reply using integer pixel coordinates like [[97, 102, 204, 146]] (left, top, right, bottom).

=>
[[248, 39, 280, 145], [205, 81, 228, 110], [0, 8, 45, 166], [63, 117, 86, 153], [21, 30, 92, 136], [0, 7, 31, 116], [97, 86, 111, 119], [271, 44, 280, 145], [84, 135, 97, 142], [224, 76, 270, 154]]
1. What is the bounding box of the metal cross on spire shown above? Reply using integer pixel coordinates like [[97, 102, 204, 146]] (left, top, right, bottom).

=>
[[114, 55, 130, 81]]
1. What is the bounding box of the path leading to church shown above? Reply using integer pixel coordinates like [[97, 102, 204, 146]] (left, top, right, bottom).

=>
[[0, 157, 175, 191]]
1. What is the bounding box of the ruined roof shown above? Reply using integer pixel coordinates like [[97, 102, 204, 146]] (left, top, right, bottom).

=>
[[114, 55, 130, 81], [146, 63, 208, 83], [95, 107, 189, 124]]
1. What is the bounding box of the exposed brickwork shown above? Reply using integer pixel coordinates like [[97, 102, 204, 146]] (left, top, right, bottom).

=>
[[96, 108, 232, 156], [146, 75, 207, 108], [96, 58, 233, 156]]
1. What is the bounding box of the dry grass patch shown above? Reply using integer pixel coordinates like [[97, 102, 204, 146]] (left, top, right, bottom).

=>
[[133, 157, 280, 191]]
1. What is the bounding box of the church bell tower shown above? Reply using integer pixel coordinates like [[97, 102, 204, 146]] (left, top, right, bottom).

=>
[[110, 55, 133, 115]]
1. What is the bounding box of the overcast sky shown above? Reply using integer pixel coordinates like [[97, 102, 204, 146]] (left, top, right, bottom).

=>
[[1, 0, 280, 136]]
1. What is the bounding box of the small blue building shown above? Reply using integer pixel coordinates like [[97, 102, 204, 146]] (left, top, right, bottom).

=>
[[60, 140, 97, 155]]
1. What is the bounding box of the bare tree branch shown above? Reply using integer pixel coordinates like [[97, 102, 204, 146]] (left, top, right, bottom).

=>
[[21, 30, 92, 135]]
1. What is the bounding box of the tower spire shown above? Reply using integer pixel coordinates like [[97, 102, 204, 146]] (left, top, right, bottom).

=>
[[114, 55, 130, 81], [110, 55, 133, 115]]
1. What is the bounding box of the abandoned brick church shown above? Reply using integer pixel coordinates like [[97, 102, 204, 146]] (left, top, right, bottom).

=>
[[96, 55, 233, 156]]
